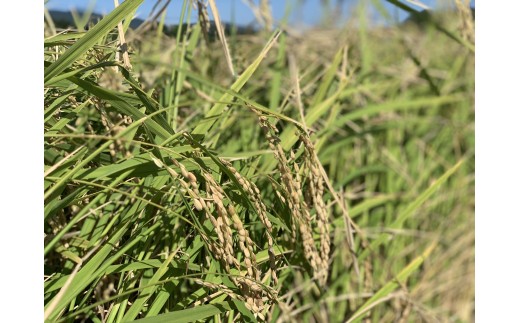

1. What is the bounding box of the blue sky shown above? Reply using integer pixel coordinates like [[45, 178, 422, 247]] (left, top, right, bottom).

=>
[[45, 0, 475, 27]]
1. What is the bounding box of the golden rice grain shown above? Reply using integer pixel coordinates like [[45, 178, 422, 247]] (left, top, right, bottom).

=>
[[252, 107, 331, 286]]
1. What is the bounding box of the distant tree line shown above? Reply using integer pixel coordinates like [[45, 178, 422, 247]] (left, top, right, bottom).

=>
[[46, 10, 257, 37], [47, 8, 475, 36]]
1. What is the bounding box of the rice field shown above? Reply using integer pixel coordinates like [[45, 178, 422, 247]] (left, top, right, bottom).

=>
[[44, 0, 475, 322]]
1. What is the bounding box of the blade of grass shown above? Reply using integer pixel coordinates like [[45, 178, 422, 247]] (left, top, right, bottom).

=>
[[44, 108, 176, 201], [359, 159, 465, 261], [321, 94, 463, 138], [268, 31, 286, 111], [44, 170, 133, 256], [121, 252, 178, 321], [192, 30, 281, 136], [385, 0, 474, 52], [207, 0, 235, 77], [45, 221, 134, 321], [129, 302, 232, 323], [44, 0, 144, 83], [348, 241, 437, 323]]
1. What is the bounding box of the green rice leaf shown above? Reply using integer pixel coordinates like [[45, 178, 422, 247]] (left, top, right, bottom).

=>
[[44, 0, 144, 83]]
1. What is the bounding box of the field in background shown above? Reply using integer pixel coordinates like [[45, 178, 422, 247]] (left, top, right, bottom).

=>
[[44, 0, 475, 322]]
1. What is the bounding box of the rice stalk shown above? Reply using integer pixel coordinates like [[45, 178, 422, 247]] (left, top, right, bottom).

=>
[[252, 107, 327, 287], [207, 0, 236, 77], [455, 0, 475, 44], [114, 0, 132, 69]]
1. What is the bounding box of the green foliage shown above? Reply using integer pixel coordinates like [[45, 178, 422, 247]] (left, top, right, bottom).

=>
[[44, 1, 474, 322]]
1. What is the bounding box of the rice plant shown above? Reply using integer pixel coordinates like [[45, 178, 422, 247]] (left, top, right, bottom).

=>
[[44, 0, 474, 321]]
